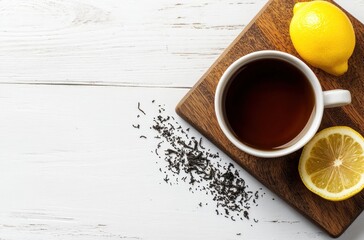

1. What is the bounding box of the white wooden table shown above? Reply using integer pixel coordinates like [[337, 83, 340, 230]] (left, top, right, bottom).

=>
[[0, 1, 363, 239]]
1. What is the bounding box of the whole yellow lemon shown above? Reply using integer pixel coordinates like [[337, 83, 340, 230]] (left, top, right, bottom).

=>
[[289, 1, 355, 76]]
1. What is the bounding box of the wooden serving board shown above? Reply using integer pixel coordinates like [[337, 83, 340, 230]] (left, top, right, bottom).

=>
[[176, 0, 364, 237]]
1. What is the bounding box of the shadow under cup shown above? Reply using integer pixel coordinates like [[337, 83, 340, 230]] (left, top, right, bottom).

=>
[[215, 51, 323, 158]]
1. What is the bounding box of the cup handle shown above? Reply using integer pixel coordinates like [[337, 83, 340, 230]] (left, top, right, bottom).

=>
[[323, 89, 351, 108]]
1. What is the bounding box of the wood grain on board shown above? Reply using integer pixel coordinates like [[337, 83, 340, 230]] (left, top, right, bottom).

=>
[[176, 0, 364, 237]]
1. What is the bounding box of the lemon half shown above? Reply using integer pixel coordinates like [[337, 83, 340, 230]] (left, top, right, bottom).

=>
[[290, 1, 356, 76], [298, 126, 364, 201]]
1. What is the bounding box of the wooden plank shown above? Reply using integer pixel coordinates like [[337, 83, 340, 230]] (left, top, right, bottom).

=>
[[3, 84, 362, 239], [0, 0, 362, 88], [0, 0, 267, 87], [176, 0, 364, 237]]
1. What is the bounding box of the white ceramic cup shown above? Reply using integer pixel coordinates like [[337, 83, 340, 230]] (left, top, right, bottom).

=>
[[215, 50, 351, 158]]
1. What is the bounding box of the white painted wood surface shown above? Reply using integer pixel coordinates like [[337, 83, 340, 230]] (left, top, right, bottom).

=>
[[0, 1, 363, 240]]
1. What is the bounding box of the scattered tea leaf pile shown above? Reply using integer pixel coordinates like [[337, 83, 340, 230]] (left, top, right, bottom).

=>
[[133, 101, 264, 222]]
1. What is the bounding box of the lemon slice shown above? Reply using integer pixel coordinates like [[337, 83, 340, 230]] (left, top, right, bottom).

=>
[[298, 126, 364, 201]]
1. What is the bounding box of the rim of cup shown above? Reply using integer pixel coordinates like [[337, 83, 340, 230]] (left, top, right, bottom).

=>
[[214, 50, 324, 158]]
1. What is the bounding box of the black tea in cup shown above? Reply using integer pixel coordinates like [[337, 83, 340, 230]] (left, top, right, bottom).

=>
[[223, 58, 315, 150]]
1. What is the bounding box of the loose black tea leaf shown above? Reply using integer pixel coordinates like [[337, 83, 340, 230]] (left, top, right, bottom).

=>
[[137, 102, 146, 115], [133, 101, 264, 222]]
